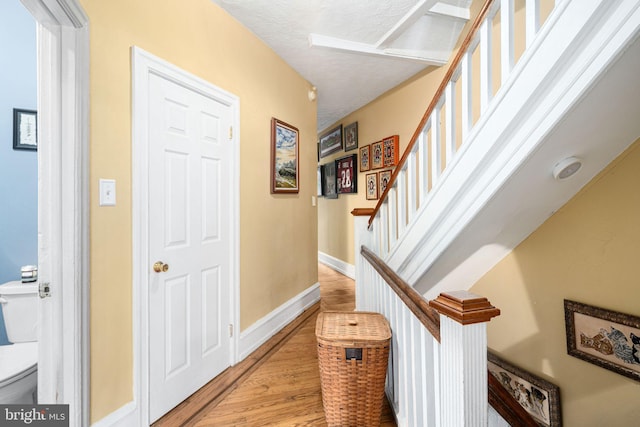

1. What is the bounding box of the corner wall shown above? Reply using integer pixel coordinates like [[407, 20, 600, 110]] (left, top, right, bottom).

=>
[[471, 138, 640, 426], [79, 0, 317, 421]]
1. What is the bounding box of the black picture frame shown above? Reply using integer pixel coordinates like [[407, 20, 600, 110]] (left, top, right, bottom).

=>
[[13, 108, 38, 151], [336, 154, 357, 194], [344, 121, 358, 151], [321, 161, 338, 199]]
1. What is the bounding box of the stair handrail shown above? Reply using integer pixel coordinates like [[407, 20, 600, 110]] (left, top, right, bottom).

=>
[[368, 0, 496, 228], [360, 243, 539, 426]]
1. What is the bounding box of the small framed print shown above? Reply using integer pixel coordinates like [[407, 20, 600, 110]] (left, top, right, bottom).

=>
[[366, 173, 378, 200], [382, 135, 399, 167], [319, 124, 343, 158], [344, 122, 358, 151], [371, 140, 383, 169], [336, 154, 357, 194], [13, 108, 38, 151], [379, 169, 392, 196], [359, 145, 370, 172]]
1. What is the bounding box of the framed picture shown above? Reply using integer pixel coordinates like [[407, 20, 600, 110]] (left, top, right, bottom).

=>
[[344, 122, 358, 151], [488, 352, 562, 427], [13, 108, 37, 151], [270, 118, 299, 193], [564, 299, 640, 383], [319, 124, 342, 158], [317, 166, 323, 197], [366, 173, 378, 200], [382, 135, 399, 167], [336, 154, 357, 194], [371, 140, 383, 169], [359, 145, 370, 172], [321, 161, 338, 199], [379, 170, 392, 196]]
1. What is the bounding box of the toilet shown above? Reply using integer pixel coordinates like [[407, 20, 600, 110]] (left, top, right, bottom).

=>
[[0, 280, 38, 404]]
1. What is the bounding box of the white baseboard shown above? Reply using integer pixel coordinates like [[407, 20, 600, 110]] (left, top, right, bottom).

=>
[[238, 282, 320, 360], [91, 401, 137, 427], [318, 251, 355, 279]]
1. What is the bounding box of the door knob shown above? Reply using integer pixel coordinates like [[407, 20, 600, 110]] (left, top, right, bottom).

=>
[[153, 261, 169, 273]]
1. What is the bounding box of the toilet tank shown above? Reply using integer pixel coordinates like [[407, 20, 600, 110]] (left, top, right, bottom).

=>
[[0, 281, 38, 343]]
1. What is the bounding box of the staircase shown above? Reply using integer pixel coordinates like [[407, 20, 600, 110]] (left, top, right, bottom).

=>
[[354, 0, 640, 425]]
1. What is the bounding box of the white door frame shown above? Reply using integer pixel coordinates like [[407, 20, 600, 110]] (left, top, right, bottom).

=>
[[20, 0, 89, 426], [132, 46, 240, 426]]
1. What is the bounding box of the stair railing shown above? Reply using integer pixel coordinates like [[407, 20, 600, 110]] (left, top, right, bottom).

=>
[[368, 0, 556, 257]]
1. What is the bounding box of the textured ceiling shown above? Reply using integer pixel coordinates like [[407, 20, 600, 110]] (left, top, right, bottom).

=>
[[211, 0, 472, 132]]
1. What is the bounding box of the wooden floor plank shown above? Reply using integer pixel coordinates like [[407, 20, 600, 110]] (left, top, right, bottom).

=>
[[154, 263, 396, 426]]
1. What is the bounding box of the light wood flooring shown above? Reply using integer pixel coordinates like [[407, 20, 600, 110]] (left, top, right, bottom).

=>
[[154, 263, 396, 426]]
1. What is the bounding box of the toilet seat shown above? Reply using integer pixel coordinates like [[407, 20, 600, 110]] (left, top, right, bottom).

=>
[[0, 342, 38, 387]]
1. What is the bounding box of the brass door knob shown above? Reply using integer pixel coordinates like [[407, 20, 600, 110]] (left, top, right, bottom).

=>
[[153, 261, 169, 273]]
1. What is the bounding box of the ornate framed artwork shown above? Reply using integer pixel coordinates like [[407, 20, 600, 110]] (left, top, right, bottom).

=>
[[336, 154, 357, 194], [378, 169, 392, 196], [344, 121, 358, 151], [564, 299, 640, 383], [13, 108, 38, 151], [366, 173, 378, 200], [488, 352, 562, 427], [270, 117, 299, 193], [321, 161, 338, 199], [319, 124, 342, 158], [382, 135, 399, 167], [359, 145, 370, 171], [371, 140, 383, 169]]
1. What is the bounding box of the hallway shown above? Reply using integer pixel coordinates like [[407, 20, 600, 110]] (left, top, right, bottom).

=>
[[154, 263, 396, 426]]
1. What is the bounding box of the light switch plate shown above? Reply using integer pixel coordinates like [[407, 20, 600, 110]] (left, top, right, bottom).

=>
[[99, 179, 116, 206]]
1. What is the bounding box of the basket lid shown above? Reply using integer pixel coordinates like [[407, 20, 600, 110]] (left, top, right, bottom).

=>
[[316, 311, 391, 342]]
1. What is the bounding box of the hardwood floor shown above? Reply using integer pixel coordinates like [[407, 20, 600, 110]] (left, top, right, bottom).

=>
[[154, 263, 396, 426]]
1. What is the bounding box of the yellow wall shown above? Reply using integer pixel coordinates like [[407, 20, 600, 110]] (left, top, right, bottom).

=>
[[80, 0, 318, 421], [471, 139, 640, 426]]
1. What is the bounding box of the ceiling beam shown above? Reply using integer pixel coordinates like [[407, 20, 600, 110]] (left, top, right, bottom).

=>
[[375, 0, 438, 48], [427, 3, 470, 21], [308, 33, 448, 65]]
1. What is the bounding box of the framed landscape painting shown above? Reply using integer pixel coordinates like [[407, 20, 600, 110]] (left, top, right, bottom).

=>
[[270, 117, 299, 193], [319, 124, 342, 158]]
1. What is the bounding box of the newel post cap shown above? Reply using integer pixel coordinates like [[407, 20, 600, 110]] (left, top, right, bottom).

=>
[[429, 290, 500, 325]]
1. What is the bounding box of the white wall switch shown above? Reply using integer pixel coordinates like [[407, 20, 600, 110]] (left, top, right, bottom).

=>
[[312, 196, 316, 206], [99, 179, 116, 206]]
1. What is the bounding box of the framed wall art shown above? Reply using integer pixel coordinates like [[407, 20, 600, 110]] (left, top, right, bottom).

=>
[[488, 351, 562, 427], [13, 108, 38, 151], [321, 161, 338, 199], [382, 135, 399, 167], [365, 173, 378, 200], [359, 145, 370, 171], [344, 121, 358, 151], [371, 140, 383, 169], [336, 154, 357, 194], [319, 124, 342, 158], [270, 117, 299, 193], [378, 170, 392, 196], [564, 299, 640, 383]]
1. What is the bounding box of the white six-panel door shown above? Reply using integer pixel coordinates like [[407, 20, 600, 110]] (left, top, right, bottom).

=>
[[147, 72, 233, 422]]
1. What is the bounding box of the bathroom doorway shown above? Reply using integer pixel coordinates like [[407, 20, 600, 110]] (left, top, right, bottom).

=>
[[17, 0, 89, 425]]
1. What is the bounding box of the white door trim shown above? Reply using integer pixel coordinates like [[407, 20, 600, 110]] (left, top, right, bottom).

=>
[[132, 46, 240, 426], [20, 1, 90, 426]]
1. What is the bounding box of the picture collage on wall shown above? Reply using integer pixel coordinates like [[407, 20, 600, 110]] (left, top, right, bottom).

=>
[[318, 120, 399, 201]]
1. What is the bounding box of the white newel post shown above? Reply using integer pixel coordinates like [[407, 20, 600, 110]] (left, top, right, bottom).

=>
[[430, 291, 500, 427], [352, 209, 374, 311]]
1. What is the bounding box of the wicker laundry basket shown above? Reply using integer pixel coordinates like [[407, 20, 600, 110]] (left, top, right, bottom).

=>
[[316, 311, 391, 427]]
